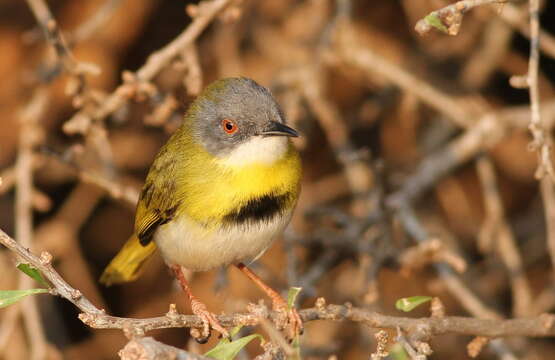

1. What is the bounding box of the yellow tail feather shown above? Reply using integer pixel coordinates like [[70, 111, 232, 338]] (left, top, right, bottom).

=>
[[100, 235, 156, 286]]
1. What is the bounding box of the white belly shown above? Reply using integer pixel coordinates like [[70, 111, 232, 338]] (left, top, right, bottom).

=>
[[154, 212, 292, 271]]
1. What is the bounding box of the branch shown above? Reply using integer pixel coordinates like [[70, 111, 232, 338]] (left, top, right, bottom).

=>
[[14, 88, 50, 360], [385, 100, 555, 210], [395, 207, 502, 321], [25, 0, 100, 80], [476, 156, 532, 317], [499, 3, 555, 60], [415, 0, 506, 36], [526, 0, 553, 179], [63, 0, 235, 135], [70, 0, 123, 44], [0, 228, 103, 316], [329, 20, 473, 128], [2, 228, 555, 341], [524, 0, 555, 283]]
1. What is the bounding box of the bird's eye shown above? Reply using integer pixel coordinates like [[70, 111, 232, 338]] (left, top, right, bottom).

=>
[[221, 119, 238, 134]]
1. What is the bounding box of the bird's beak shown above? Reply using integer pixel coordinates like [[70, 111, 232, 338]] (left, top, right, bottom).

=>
[[260, 121, 299, 137]]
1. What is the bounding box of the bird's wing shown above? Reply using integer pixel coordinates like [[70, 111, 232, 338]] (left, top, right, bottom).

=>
[[134, 147, 181, 246], [100, 132, 190, 285], [100, 146, 181, 285]]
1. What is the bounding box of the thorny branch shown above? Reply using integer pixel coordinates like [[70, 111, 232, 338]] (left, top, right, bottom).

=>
[[2, 229, 555, 341]]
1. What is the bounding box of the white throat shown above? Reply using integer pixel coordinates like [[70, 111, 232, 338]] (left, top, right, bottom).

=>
[[218, 136, 288, 167]]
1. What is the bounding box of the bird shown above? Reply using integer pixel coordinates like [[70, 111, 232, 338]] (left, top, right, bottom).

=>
[[100, 77, 302, 342]]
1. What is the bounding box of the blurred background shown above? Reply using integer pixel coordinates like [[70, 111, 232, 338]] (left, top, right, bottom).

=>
[[1, 0, 555, 359]]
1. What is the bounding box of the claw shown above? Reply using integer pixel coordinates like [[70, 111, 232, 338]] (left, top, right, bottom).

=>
[[272, 298, 304, 340], [190, 328, 209, 344], [235, 263, 303, 340], [191, 298, 230, 340], [171, 265, 229, 342]]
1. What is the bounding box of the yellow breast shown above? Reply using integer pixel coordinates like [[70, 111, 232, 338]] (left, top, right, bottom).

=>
[[173, 134, 301, 225]]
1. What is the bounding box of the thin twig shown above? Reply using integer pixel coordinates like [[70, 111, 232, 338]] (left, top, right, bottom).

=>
[[526, 0, 553, 180], [41, 150, 140, 207], [25, 0, 99, 84], [70, 0, 123, 43], [386, 114, 502, 209], [385, 100, 555, 210], [329, 20, 473, 128], [476, 156, 533, 317], [396, 327, 427, 360], [499, 3, 555, 60], [414, 0, 506, 36], [461, 17, 513, 88], [396, 207, 502, 320], [286, 65, 374, 215], [395, 206, 518, 358], [14, 88, 49, 360], [63, 0, 235, 134], [525, 0, 555, 282]]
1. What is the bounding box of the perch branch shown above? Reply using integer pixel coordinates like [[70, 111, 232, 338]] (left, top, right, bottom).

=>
[[2, 228, 555, 340]]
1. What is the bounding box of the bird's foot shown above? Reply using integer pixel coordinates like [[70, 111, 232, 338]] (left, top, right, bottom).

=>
[[271, 295, 304, 341], [190, 298, 229, 343], [234, 263, 303, 340], [171, 265, 229, 343]]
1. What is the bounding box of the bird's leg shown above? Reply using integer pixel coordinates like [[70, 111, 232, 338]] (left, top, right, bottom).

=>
[[235, 263, 303, 338], [171, 265, 229, 342]]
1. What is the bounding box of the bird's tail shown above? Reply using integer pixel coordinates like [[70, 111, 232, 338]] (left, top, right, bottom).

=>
[[100, 235, 156, 286]]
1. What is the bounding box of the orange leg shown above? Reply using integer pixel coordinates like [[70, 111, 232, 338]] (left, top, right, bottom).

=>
[[171, 265, 229, 342], [235, 263, 303, 338]]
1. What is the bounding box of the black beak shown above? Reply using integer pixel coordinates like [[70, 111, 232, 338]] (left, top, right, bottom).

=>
[[261, 121, 299, 137]]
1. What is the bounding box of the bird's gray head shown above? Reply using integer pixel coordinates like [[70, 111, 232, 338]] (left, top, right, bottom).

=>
[[186, 77, 298, 165]]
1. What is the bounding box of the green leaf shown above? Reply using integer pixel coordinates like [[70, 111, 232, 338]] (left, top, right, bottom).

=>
[[287, 287, 302, 309], [395, 296, 432, 312], [0, 289, 49, 308], [17, 263, 50, 288], [204, 333, 265, 360], [424, 13, 448, 33], [389, 343, 409, 360]]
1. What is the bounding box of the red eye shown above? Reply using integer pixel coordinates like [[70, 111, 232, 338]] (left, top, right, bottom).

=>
[[222, 119, 238, 134]]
